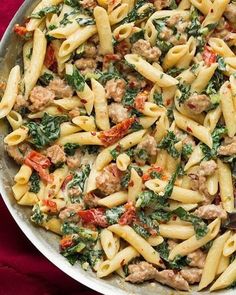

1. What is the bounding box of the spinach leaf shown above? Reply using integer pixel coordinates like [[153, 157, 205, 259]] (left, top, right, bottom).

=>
[[132, 223, 150, 239], [205, 70, 225, 95], [62, 222, 97, 241], [173, 207, 208, 239], [29, 172, 40, 193], [122, 88, 139, 107], [38, 73, 53, 86], [217, 56, 226, 71], [157, 241, 189, 269], [153, 17, 169, 34], [78, 249, 103, 268], [60, 11, 78, 26], [153, 92, 164, 106], [64, 0, 80, 7], [105, 206, 125, 225], [98, 64, 121, 85], [158, 131, 180, 159], [64, 143, 80, 156], [26, 113, 67, 149], [177, 83, 191, 105], [156, 40, 172, 55], [130, 30, 145, 43], [182, 144, 193, 158], [130, 119, 143, 131], [151, 210, 172, 222], [121, 0, 155, 24], [135, 148, 149, 163], [31, 5, 60, 19], [200, 126, 227, 160], [121, 166, 143, 189], [166, 67, 183, 77], [69, 165, 91, 192], [76, 17, 95, 26], [61, 242, 86, 265], [110, 148, 120, 160], [65, 65, 85, 92], [187, 8, 201, 37], [31, 204, 45, 225]]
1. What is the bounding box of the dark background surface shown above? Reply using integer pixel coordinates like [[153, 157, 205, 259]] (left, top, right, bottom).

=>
[[0, 1, 99, 294]]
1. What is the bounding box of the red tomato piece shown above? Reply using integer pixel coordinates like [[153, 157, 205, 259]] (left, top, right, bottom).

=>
[[134, 91, 148, 111], [13, 24, 29, 37], [61, 174, 73, 191], [44, 43, 56, 69], [202, 46, 217, 66], [24, 151, 53, 183], [98, 117, 135, 147], [78, 208, 108, 228], [60, 235, 73, 249], [119, 202, 136, 225], [43, 199, 57, 213]]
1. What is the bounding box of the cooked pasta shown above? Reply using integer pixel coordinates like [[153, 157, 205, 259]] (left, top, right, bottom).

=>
[[4, 0, 236, 292]]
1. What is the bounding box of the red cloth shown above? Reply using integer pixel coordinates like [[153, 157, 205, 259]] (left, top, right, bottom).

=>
[[0, 2, 99, 294]]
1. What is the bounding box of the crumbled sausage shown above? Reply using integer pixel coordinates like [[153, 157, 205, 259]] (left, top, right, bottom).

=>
[[84, 42, 97, 58], [169, 34, 188, 46], [194, 204, 227, 220], [185, 93, 211, 114], [154, 0, 172, 10], [59, 204, 82, 222], [47, 78, 73, 98], [13, 95, 29, 112], [127, 74, 147, 89], [83, 192, 100, 208], [29, 86, 55, 112], [218, 136, 236, 156], [199, 160, 218, 176], [137, 135, 157, 156], [68, 108, 81, 118], [105, 78, 126, 102], [5, 143, 31, 165], [166, 15, 181, 27], [134, 91, 148, 111], [80, 0, 97, 9], [224, 4, 236, 25], [189, 160, 217, 200], [108, 103, 129, 124], [46, 144, 66, 165], [187, 249, 206, 269], [125, 261, 157, 283], [66, 150, 82, 170], [132, 39, 161, 62], [180, 268, 202, 284], [75, 58, 97, 75], [155, 270, 189, 291], [96, 163, 122, 195]]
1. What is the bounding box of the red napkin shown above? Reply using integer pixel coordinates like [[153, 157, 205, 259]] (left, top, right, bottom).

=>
[[0, 2, 99, 294]]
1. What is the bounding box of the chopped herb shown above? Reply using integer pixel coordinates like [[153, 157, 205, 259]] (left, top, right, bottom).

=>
[[38, 72, 53, 86], [31, 5, 60, 19], [26, 113, 67, 149], [65, 65, 85, 92], [29, 172, 40, 193], [166, 67, 184, 77], [121, 0, 155, 24], [68, 164, 91, 192], [64, 143, 80, 156], [177, 83, 191, 105], [158, 131, 180, 159], [130, 29, 145, 43], [200, 125, 227, 160], [76, 17, 95, 26], [153, 92, 164, 106], [105, 206, 125, 224]]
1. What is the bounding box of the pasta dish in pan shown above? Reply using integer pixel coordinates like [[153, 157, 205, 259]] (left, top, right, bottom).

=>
[[1, 0, 236, 291]]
